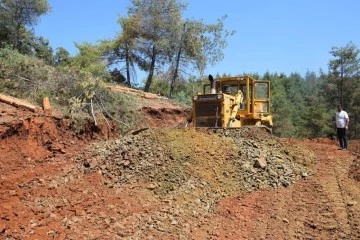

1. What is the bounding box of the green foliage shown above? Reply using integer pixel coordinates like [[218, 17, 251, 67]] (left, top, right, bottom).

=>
[[32, 36, 53, 64], [71, 42, 111, 80], [267, 72, 334, 138], [148, 74, 205, 106], [0, 48, 141, 134], [0, 47, 54, 99], [172, 91, 192, 106], [184, 16, 235, 75], [269, 74, 296, 137], [98, 91, 142, 133], [105, 0, 233, 94], [101, 17, 143, 87], [328, 42, 360, 107], [166, 16, 234, 97], [53, 47, 71, 66], [0, 0, 51, 53], [148, 76, 171, 96], [327, 42, 360, 139], [126, 0, 187, 92], [303, 104, 333, 138]]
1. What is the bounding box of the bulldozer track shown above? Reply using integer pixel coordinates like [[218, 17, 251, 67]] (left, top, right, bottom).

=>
[[288, 144, 360, 239], [210, 141, 360, 240]]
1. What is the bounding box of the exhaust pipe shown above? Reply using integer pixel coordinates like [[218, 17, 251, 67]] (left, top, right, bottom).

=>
[[208, 75, 216, 94]]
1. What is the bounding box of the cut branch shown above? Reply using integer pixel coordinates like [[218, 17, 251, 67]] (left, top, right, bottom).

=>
[[90, 99, 97, 126], [42, 97, 52, 116]]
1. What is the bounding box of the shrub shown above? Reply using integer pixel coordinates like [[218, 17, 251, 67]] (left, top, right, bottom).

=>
[[0, 48, 142, 135]]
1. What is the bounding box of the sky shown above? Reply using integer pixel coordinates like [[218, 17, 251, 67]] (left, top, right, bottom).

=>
[[35, 0, 360, 83]]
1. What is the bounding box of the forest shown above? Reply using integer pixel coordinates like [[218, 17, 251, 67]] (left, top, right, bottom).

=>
[[0, 0, 359, 138]]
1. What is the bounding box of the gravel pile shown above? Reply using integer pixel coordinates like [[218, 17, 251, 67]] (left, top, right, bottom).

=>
[[77, 127, 316, 195], [209, 127, 315, 190], [71, 127, 317, 236]]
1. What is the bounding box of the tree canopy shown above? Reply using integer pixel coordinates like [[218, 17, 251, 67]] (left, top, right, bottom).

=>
[[0, 0, 50, 53], [104, 0, 233, 93]]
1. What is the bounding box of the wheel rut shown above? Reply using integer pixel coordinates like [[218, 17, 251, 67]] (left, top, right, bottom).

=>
[[209, 141, 359, 240], [290, 142, 359, 239]]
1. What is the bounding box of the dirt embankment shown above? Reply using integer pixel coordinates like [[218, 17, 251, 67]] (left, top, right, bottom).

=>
[[1, 94, 360, 239], [348, 140, 360, 181]]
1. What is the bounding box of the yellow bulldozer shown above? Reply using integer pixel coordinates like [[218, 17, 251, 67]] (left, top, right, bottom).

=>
[[188, 75, 273, 131]]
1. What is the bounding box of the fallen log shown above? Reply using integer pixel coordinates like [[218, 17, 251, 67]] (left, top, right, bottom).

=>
[[0, 93, 38, 112], [108, 85, 167, 100]]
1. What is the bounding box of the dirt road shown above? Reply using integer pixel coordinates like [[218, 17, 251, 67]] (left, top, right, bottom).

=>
[[206, 139, 360, 240], [0, 101, 359, 239]]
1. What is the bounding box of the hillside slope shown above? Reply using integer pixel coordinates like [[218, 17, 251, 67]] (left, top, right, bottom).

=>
[[0, 90, 359, 239]]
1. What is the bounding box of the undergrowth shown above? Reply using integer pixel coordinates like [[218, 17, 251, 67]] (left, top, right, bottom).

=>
[[0, 48, 141, 134]]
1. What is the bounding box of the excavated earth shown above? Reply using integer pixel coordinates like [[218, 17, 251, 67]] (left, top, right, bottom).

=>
[[0, 96, 360, 240]]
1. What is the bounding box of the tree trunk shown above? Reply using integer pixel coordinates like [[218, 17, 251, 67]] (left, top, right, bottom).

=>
[[13, 5, 24, 51], [125, 43, 131, 87], [144, 46, 157, 92], [355, 114, 357, 139], [170, 24, 186, 98], [340, 61, 344, 106], [170, 46, 182, 98]]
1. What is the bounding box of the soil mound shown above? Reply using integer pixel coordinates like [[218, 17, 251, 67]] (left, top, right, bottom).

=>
[[77, 127, 316, 212]]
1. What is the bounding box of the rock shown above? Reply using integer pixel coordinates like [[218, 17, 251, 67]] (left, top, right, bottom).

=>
[[9, 190, 17, 196], [301, 172, 308, 177], [46, 230, 55, 236], [241, 162, 252, 172], [268, 169, 278, 177], [123, 160, 131, 167], [2, 203, 12, 210], [281, 181, 290, 187], [147, 183, 157, 190], [83, 161, 91, 168], [347, 200, 357, 206], [183, 162, 191, 167], [30, 222, 38, 228], [254, 157, 267, 169], [104, 218, 111, 225], [293, 168, 301, 175], [0, 224, 5, 234]]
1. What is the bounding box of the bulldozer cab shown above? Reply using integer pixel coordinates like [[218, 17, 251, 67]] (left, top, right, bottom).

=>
[[190, 76, 272, 129]]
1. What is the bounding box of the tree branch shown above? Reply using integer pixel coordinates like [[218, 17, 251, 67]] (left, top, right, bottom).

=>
[[90, 99, 97, 126]]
